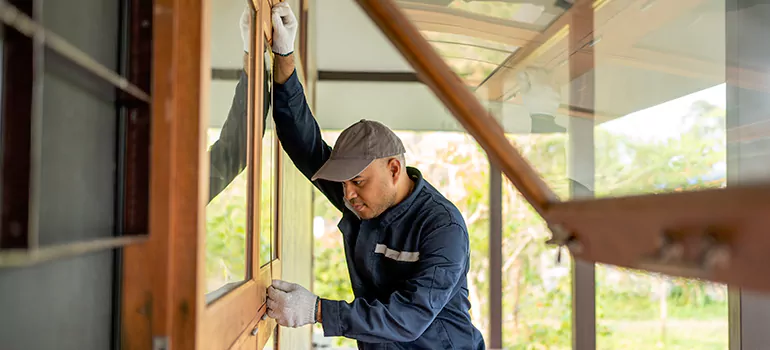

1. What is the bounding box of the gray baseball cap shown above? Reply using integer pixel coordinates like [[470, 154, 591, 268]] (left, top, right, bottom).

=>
[[311, 119, 406, 182]]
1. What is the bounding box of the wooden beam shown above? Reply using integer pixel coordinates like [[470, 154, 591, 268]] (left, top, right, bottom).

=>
[[355, 0, 559, 215], [318, 70, 421, 83], [546, 186, 770, 293]]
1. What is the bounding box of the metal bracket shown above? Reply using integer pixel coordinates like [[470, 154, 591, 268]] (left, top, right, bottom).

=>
[[546, 224, 583, 264], [152, 336, 169, 350]]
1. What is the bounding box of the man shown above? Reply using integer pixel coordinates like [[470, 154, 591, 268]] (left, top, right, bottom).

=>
[[265, 3, 485, 349]]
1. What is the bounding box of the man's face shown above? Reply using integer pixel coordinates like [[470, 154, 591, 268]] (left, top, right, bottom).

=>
[[342, 158, 399, 220]]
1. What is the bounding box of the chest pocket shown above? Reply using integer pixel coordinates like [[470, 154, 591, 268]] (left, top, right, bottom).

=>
[[372, 244, 420, 288]]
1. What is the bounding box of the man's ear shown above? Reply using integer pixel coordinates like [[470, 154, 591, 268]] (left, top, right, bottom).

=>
[[387, 158, 401, 181]]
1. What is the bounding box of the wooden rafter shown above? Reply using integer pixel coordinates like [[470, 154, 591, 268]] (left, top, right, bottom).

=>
[[400, 2, 541, 47], [479, 0, 710, 102]]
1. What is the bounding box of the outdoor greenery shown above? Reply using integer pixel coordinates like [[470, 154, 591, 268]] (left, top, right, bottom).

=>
[[312, 100, 728, 349], [203, 128, 276, 294], [199, 93, 729, 349]]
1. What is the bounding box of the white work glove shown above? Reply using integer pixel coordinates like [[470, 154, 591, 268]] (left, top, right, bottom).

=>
[[266, 279, 318, 328], [516, 67, 561, 116], [271, 2, 298, 56], [239, 5, 251, 53]]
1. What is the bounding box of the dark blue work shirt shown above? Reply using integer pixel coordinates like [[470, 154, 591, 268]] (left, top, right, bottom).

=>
[[273, 70, 485, 350]]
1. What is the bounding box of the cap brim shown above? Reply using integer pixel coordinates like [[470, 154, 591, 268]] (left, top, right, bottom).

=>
[[311, 158, 375, 182]]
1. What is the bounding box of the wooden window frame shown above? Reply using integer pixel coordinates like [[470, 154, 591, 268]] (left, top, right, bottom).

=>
[[121, 0, 289, 348], [201, 1, 285, 348], [354, 0, 770, 293], [0, 0, 151, 267]]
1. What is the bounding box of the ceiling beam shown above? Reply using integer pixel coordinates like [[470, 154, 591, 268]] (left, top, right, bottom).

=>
[[317, 70, 421, 83], [479, 0, 709, 103], [400, 2, 541, 47]]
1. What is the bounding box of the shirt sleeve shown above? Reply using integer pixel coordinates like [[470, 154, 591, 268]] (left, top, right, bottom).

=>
[[273, 69, 346, 211], [208, 71, 248, 201], [320, 223, 469, 343]]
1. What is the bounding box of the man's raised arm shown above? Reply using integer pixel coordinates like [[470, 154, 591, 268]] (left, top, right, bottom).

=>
[[271, 3, 345, 211]]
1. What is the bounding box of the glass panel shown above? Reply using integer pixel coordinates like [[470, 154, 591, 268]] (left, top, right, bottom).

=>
[[398, 0, 566, 31], [592, 0, 728, 198], [390, 0, 762, 200], [594, 2, 729, 346], [421, 31, 514, 85], [204, 4, 252, 297], [502, 134, 571, 349], [596, 266, 728, 349], [260, 38, 276, 267]]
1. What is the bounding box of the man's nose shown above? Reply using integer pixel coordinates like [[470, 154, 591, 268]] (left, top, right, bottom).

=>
[[343, 183, 357, 200]]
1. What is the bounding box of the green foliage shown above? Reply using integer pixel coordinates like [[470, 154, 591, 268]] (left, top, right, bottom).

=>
[[205, 171, 249, 293], [204, 130, 279, 293]]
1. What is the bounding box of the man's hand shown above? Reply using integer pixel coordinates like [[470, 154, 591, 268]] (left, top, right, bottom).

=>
[[239, 6, 251, 74], [266, 279, 318, 328], [239, 5, 250, 53], [271, 3, 297, 56]]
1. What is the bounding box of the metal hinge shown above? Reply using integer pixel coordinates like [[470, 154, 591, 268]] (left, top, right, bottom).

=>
[[152, 336, 170, 350]]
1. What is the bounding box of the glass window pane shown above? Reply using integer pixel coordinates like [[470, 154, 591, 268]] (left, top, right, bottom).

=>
[[594, 2, 729, 345], [205, 4, 252, 297], [399, 0, 566, 31], [394, 0, 575, 193], [419, 31, 516, 85], [596, 266, 728, 349], [502, 134, 571, 349], [591, 0, 728, 198], [260, 39, 276, 267]]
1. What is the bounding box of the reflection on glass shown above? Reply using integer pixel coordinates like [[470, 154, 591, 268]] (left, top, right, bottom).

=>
[[594, 2, 728, 348], [592, 0, 728, 198], [205, 5, 252, 296], [260, 39, 276, 267], [398, 0, 566, 31], [421, 31, 514, 85]]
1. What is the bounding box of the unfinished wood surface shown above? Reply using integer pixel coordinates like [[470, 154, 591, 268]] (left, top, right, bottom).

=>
[[201, 3, 265, 350], [229, 315, 260, 350], [121, 0, 176, 347], [202, 281, 261, 349], [547, 186, 770, 293], [252, 5, 267, 309], [354, 0, 558, 216], [274, 140, 283, 262]]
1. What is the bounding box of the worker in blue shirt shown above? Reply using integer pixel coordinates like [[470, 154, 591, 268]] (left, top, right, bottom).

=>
[[264, 3, 485, 349]]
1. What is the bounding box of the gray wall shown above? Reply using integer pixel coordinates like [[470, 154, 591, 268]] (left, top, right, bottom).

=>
[[0, 1, 119, 349], [0, 251, 115, 350]]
